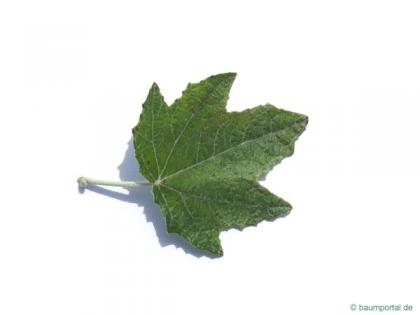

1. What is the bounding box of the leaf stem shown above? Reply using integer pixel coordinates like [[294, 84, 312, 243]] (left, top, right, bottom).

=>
[[77, 176, 151, 188]]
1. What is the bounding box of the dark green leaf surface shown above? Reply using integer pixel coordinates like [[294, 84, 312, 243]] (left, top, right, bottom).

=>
[[132, 73, 308, 256]]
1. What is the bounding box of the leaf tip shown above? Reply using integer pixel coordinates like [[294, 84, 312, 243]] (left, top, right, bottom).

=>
[[215, 72, 237, 81], [150, 81, 160, 91]]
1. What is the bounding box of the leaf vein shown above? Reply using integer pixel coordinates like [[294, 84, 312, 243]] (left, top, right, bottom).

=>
[[161, 183, 281, 210], [162, 120, 302, 181], [150, 87, 161, 176], [159, 77, 228, 179]]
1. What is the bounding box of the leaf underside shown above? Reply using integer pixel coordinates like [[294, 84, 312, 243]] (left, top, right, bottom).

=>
[[132, 73, 308, 256]]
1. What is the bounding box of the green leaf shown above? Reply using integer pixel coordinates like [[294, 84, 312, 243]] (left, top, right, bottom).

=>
[[132, 73, 308, 256]]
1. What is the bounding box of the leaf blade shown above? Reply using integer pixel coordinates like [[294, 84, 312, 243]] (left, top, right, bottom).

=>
[[133, 73, 308, 256]]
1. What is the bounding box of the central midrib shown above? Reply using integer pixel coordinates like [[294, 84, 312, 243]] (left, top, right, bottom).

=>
[[160, 120, 302, 183]]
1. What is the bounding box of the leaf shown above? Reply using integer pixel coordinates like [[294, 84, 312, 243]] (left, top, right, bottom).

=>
[[132, 73, 308, 256]]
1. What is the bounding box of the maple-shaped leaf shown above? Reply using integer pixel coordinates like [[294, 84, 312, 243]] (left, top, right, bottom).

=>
[[132, 73, 308, 256]]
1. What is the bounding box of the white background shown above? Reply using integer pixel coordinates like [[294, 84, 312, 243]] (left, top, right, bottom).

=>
[[1, 0, 419, 314]]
